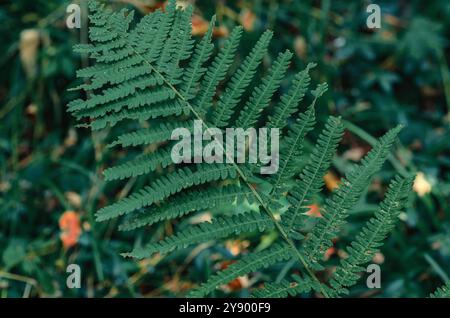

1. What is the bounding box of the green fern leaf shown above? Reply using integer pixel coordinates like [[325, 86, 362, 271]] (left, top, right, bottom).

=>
[[119, 185, 252, 231], [90, 100, 189, 130], [103, 147, 173, 181], [96, 164, 237, 221], [267, 63, 316, 130], [108, 120, 194, 148], [270, 84, 331, 197], [251, 275, 314, 298], [188, 243, 293, 297], [329, 175, 414, 295], [302, 125, 403, 268], [234, 50, 293, 129], [210, 31, 273, 127], [430, 281, 450, 298], [180, 17, 215, 101], [124, 212, 273, 259], [281, 115, 344, 238], [193, 26, 243, 116]]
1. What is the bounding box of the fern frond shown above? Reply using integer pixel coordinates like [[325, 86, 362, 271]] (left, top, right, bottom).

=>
[[125, 212, 273, 259], [267, 63, 316, 130], [234, 50, 293, 129], [119, 185, 252, 231], [302, 125, 403, 268], [210, 30, 273, 127], [129, 8, 163, 50], [180, 17, 215, 101], [68, 74, 157, 112], [72, 56, 148, 92], [281, 115, 344, 238], [251, 275, 314, 298], [108, 120, 193, 148], [329, 175, 413, 295], [158, 6, 194, 82], [71, 0, 189, 132], [90, 100, 189, 130], [96, 164, 237, 221], [69, 2, 416, 299], [76, 86, 178, 121], [188, 243, 293, 297], [141, 0, 176, 64], [430, 281, 450, 298], [270, 84, 330, 198], [193, 26, 243, 116], [103, 147, 173, 181]]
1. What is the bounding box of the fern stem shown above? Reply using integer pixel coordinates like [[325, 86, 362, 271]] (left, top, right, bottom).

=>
[[124, 44, 330, 298]]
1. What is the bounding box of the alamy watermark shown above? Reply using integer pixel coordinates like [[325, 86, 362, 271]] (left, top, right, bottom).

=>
[[170, 120, 280, 175], [366, 264, 381, 289], [66, 4, 81, 29], [66, 264, 81, 289], [366, 4, 382, 29]]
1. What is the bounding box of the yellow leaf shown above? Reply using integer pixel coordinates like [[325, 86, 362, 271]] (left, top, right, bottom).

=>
[[413, 172, 432, 197], [324, 171, 340, 191]]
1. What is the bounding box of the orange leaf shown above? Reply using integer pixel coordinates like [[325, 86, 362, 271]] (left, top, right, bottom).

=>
[[239, 9, 256, 31], [305, 204, 322, 218], [192, 15, 209, 36], [59, 211, 82, 249]]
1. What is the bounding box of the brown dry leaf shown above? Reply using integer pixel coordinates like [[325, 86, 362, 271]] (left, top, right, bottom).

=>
[[26, 103, 38, 116], [239, 9, 256, 31], [380, 30, 395, 41], [342, 147, 365, 161], [191, 14, 229, 37], [337, 249, 348, 259], [226, 276, 249, 292], [410, 139, 423, 151], [189, 212, 212, 224], [64, 128, 78, 147], [219, 260, 250, 292], [380, 57, 396, 70], [384, 14, 403, 27], [421, 85, 440, 97], [413, 172, 432, 197], [20, 29, 40, 79], [294, 36, 307, 59], [82, 221, 91, 232], [225, 239, 250, 256], [65, 191, 82, 208], [213, 25, 229, 38], [164, 275, 195, 293], [324, 171, 340, 191], [431, 241, 441, 250], [59, 211, 82, 249], [0, 181, 11, 192], [372, 252, 385, 264], [191, 14, 209, 36], [119, 0, 164, 13]]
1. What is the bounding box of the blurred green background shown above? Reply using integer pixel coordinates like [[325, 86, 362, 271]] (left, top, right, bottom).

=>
[[0, 0, 449, 297]]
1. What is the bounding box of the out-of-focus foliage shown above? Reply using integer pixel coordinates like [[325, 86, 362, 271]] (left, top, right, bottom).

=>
[[0, 0, 449, 297]]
